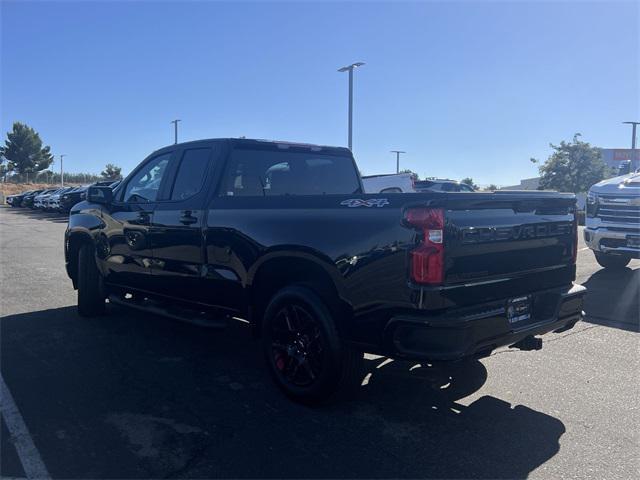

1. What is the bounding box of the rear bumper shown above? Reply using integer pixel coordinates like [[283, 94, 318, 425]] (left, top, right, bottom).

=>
[[384, 283, 585, 362]]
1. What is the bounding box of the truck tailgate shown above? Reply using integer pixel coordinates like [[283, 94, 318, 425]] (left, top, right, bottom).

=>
[[406, 192, 578, 308]]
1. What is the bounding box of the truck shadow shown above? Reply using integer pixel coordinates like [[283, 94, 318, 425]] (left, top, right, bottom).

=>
[[582, 266, 639, 332], [1, 305, 565, 479]]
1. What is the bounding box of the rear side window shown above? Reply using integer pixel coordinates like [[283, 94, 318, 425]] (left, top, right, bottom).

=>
[[222, 149, 360, 196], [170, 148, 211, 200]]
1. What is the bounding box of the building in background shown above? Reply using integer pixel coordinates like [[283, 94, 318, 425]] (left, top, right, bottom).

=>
[[599, 148, 640, 172], [500, 147, 638, 194], [500, 177, 540, 191]]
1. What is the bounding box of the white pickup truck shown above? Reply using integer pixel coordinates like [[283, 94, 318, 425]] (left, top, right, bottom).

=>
[[584, 172, 640, 268], [361, 173, 415, 193]]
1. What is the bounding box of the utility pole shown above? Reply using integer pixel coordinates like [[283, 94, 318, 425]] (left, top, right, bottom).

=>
[[390, 150, 406, 173], [59, 154, 66, 187], [337, 62, 365, 151], [171, 119, 181, 145]]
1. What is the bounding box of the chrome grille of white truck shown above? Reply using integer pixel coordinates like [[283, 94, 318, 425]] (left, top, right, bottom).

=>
[[597, 195, 640, 225]]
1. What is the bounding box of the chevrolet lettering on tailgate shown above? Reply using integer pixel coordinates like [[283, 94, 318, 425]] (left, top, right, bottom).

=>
[[461, 222, 572, 244]]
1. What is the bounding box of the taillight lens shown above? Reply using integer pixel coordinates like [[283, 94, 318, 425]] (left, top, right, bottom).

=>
[[404, 208, 445, 284]]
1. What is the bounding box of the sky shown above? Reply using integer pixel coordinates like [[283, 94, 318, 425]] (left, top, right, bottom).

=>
[[1, 0, 638, 186]]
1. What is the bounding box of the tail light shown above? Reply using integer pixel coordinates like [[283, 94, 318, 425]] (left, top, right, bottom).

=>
[[404, 208, 445, 284]]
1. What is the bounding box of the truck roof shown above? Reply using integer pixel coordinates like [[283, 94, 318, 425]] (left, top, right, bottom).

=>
[[152, 138, 352, 157], [362, 173, 413, 179]]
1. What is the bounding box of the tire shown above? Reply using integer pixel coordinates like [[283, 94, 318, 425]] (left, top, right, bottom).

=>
[[594, 251, 631, 270], [262, 285, 363, 404], [77, 243, 106, 317]]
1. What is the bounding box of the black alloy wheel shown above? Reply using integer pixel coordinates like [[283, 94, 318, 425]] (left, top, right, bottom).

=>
[[269, 303, 324, 387], [262, 285, 363, 404]]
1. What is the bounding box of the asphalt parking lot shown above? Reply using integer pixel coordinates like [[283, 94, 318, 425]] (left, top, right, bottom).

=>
[[1, 205, 638, 479]]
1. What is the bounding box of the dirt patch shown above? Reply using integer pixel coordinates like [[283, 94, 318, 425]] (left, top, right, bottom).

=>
[[1, 183, 81, 196]]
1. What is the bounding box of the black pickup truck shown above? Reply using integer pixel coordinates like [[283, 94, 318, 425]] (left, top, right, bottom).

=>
[[65, 138, 585, 403]]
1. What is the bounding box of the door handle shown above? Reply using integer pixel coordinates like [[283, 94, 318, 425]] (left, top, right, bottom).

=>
[[179, 211, 197, 225]]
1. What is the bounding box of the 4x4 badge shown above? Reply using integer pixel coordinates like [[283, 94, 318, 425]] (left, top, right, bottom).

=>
[[340, 198, 390, 208]]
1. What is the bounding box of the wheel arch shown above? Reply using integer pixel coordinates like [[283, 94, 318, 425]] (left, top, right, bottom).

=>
[[247, 252, 352, 338]]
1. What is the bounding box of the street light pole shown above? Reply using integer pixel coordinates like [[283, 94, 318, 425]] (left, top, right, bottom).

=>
[[59, 154, 66, 187], [390, 150, 406, 173], [623, 121, 639, 169], [171, 119, 181, 145], [623, 121, 639, 149], [338, 62, 365, 151]]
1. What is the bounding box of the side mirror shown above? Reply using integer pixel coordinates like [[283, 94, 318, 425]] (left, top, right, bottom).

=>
[[87, 186, 113, 205]]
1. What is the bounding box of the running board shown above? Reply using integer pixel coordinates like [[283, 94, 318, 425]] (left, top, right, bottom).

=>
[[108, 295, 228, 329]]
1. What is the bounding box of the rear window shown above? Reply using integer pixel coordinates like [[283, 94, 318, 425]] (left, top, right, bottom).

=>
[[170, 148, 211, 200], [222, 149, 361, 196]]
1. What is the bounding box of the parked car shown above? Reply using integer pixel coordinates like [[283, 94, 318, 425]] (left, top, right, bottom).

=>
[[21, 190, 45, 209], [414, 178, 475, 192], [34, 189, 59, 209], [45, 187, 75, 211], [362, 173, 415, 193], [584, 171, 640, 269], [60, 186, 88, 213], [7, 190, 35, 207], [6, 193, 22, 207], [66, 138, 585, 403]]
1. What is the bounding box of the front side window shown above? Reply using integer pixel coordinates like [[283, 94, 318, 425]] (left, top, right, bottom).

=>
[[123, 153, 171, 202], [222, 149, 360, 196], [170, 148, 211, 200]]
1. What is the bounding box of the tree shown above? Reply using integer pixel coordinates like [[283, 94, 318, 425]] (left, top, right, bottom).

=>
[[484, 184, 498, 191], [0, 122, 54, 176], [101, 163, 122, 180], [460, 177, 478, 190], [532, 134, 608, 193]]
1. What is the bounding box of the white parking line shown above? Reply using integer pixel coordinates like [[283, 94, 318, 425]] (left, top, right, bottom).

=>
[[0, 374, 50, 479]]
